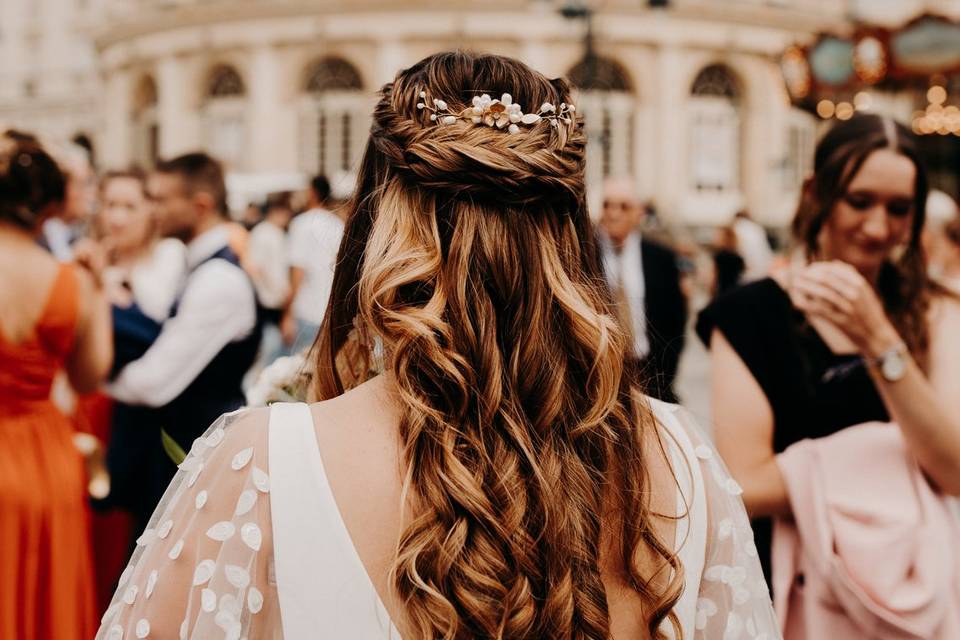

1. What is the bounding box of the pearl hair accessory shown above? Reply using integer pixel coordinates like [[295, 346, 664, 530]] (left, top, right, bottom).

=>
[[416, 91, 576, 134]]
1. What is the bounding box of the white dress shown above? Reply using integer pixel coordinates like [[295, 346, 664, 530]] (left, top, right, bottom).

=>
[[97, 400, 779, 639]]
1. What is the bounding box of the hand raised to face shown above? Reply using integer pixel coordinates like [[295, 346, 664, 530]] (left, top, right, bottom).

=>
[[787, 260, 901, 358]]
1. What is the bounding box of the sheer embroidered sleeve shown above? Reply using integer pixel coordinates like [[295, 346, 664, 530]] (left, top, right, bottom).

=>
[[96, 408, 282, 640], [666, 405, 782, 639]]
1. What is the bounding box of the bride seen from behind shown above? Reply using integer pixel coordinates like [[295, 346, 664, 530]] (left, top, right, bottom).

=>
[[98, 51, 778, 639]]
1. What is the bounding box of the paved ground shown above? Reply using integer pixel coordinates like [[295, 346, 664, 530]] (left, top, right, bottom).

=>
[[673, 294, 714, 435], [675, 320, 712, 432]]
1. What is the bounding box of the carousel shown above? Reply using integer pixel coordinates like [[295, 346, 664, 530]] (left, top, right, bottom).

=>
[[780, 12, 960, 197]]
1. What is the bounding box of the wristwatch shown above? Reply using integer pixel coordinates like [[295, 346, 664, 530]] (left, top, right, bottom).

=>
[[872, 343, 908, 382]]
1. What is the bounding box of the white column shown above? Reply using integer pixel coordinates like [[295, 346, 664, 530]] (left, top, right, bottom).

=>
[[743, 106, 776, 226], [581, 93, 605, 219], [100, 66, 133, 169], [653, 45, 687, 225], [156, 55, 200, 158], [635, 104, 655, 202], [247, 44, 288, 172], [375, 40, 408, 87], [0, 0, 23, 102], [521, 40, 550, 76], [742, 61, 785, 227], [40, 0, 71, 99], [297, 99, 318, 174], [608, 94, 633, 178]]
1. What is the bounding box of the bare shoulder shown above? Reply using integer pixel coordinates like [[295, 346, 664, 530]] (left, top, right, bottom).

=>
[[306, 377, 406, 598], [0, 240, 59, 293], [309, 376, 402, 444], [928, 292, 960, 351], [929, 291, 960, 326], [308, 376, 404, 501], [927, 293, 960, 375]]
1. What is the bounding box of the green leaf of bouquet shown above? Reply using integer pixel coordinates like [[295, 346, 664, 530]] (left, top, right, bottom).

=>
[[161, 428, 187, 466]]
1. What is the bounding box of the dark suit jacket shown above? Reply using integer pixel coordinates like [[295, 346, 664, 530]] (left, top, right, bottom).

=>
[[638, 239, 688, 403], [595, 235, 688, 403]]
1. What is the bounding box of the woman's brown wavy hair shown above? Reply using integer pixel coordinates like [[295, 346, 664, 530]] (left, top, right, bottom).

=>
[[313, 51, 683, 639], [791, 114, 936, 365]]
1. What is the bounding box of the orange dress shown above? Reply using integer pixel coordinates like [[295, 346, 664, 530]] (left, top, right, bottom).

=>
[[0, 263, 96, 640]]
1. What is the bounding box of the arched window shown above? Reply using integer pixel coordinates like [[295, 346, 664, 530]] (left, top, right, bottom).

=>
[[203, 65, 247, 169], [207, 65, 246, 98], [132, 74, 159, 167], [299, 57, 368, 178], [567, 56, 635, 184], [691, 64, 740, 100], [688, 64, 742, 196], [305, 57, 363, 93], [568, 57, 632, 93]]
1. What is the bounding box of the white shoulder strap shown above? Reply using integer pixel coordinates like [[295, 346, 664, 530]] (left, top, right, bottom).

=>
[[268, 402, 398, 639]]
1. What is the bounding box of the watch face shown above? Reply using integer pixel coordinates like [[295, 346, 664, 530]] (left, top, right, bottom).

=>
[[881, 350, 906, 381]]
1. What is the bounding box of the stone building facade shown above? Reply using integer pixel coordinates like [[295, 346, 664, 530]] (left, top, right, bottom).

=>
[[0, 0, 99, 145], [0, 0, 880, 226]]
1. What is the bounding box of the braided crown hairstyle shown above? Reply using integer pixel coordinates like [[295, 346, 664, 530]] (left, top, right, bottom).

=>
[[314, 51, 683, 638]]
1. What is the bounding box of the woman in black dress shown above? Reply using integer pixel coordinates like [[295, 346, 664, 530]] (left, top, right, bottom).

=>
[[697, 114, 960, 587]]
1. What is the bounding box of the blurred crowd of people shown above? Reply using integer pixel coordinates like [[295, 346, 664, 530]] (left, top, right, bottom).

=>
[[3, 106, 960, 639], [0, 135, 345, 636]]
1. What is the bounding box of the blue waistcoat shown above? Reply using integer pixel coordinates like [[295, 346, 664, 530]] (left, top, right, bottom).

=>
[[160, 245, 263, 449]]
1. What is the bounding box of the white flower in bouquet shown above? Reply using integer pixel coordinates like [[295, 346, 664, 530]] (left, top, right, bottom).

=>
[[246, 354, 310, 407]]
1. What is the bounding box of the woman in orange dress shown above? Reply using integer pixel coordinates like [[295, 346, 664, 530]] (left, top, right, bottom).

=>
[[0, 130, 112, 640]]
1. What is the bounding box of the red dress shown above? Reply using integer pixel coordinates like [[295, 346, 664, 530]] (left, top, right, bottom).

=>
[[0, 263, 96, 640]]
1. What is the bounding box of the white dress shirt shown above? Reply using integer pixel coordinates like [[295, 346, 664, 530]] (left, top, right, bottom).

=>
[[288, 208, 344, 325], [128, 238, 187, 323], [108, 225, 257, 407], [247, 220, 290, 310], [599, 230, 650, 359]]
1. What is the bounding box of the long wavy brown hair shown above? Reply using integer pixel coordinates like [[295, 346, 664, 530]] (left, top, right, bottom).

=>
[[792, 114, 937, 365], [313, 51, 683, 639]]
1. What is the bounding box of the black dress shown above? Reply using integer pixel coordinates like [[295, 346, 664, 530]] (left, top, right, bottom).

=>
[[696, 278, 889, 587], [712, 249, 745, 298]]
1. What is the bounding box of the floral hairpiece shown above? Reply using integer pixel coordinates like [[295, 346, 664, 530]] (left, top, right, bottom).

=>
[[416, 91, 575, 134]]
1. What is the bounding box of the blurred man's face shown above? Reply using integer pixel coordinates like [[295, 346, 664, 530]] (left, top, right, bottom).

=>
[[601, 186, 644, 244], [148, 172, 195, 241]]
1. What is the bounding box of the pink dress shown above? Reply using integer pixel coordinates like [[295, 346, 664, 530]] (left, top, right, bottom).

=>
[[774, 422, 960, 639]]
